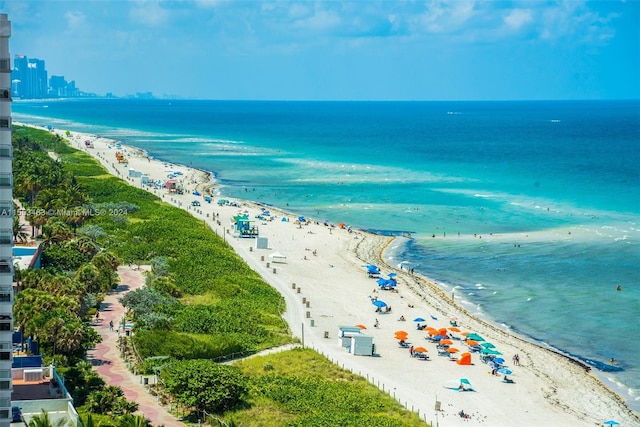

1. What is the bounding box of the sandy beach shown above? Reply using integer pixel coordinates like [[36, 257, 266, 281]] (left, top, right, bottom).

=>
[[41, 126, 639, 426]]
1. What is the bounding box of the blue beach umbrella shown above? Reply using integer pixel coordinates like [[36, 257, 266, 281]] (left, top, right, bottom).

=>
[[372, 300, 387, 308], [367, 265, 381, 274], [388, 272, 397, 277], [497, 368, 512, 375], [481, 348, 502, 355], [493, 357, 505, 364], [413, 317, 426, 322], [466, 333, 485, 342], [603, 421, 619, 426]]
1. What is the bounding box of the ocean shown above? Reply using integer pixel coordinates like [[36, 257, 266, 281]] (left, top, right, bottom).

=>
[[13, 99, 640, 411]]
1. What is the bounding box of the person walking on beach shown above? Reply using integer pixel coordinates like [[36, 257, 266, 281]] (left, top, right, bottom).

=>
[[409, 345, 414, 357], [109, 320, 114, 331], [374, 319, 380, 328]]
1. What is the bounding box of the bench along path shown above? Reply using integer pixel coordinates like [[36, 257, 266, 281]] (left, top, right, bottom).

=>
[[86, 266, 186, 427]]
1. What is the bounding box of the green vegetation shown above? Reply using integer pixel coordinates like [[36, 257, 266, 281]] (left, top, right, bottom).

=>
[[218, 348, 426, 427], [13, 126, 427, 426], [161, 359, 248, 413]]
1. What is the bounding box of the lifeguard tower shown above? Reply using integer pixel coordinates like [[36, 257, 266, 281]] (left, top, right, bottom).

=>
[[234, 214, 259, 238]]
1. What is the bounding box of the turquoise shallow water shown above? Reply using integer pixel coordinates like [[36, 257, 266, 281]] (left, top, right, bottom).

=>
[[13, 99, 640, 411]]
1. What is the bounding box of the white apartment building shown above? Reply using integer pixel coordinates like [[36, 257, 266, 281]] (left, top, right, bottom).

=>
[[0, 12, 11, 427]]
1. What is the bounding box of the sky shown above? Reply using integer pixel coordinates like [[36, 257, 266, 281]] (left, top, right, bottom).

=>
[[1, 0, 639, 101]]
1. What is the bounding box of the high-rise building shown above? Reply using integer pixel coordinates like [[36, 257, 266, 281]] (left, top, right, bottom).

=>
[[0, 14, 11, 427], [11, 54, 46, 99]]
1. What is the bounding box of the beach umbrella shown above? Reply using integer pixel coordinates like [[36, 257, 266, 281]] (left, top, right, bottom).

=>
[[481, 342, 496, 349], [355, 324, 367, 329], [434, 335, 445, 340], [413, 317, 426, 322], [372, 300, 387, 308], [602, 421, 620, 426], [388, 272, 397, 277], [440, 339, 454, 346], [425, 327, 437, 332], [413, 347, 428, 353], [494, 357, 505, 364], [466, 333, 485, 342], [367, 265, 381, 274], [466, 340, 479, 346], [449, 327, 461, 332], [446, 347, 460, 353], [461, 331, 469, 336], [481, 349, 502, 355], [394, 331, 408, 337], [428, 330, 440, 336], [497, 368, 512, 375], [395, 330, 408, 335], [460, 378, 471, 385], [438, 328, 449, 336]]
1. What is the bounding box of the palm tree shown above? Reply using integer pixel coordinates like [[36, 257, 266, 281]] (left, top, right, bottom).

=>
[[75, 264, 102, 294], [117, 414, 152, 427], [41, 219, 73, 247], [26, 409, 68, 427], [75, 235, 99, 259], [13, 214, 29, 243], [21, 168, 46, 205]]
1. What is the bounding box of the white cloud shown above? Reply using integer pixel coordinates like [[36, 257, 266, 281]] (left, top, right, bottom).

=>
[[65, 10, 86, 31], [194, 0, 223, 9], [130, 0, 169, 26], [291, 8, 342, 32], [417, 0, 476, 34], [503, 9, 533, 30]]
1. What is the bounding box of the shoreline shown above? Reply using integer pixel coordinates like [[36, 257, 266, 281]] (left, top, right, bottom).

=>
[[22, 123, 640, 425]]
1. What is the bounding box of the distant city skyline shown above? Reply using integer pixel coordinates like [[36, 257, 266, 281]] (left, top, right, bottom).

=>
[[11, 54, 88, 99], [1, 1, 639, 101]]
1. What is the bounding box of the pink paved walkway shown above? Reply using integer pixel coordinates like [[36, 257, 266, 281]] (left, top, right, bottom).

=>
[[86, 266, 186, 427]]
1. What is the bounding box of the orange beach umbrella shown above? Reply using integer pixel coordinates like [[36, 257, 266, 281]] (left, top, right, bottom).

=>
[[440, 339, 454, 346], [355, 324, 367, 329], [413, 347, 428, 353], [446, 347, 460, 353]]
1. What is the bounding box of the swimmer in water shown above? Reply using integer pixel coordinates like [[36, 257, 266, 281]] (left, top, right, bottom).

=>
[[616, 285, 622, 291]]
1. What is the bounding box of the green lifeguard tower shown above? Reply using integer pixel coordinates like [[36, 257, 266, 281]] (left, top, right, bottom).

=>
[[234, 214, 259, 238]]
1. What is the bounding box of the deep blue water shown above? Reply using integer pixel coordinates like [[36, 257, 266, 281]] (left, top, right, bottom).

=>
[[13, 99, 640, 411]]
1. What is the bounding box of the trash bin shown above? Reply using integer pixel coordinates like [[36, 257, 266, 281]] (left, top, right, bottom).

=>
[[143, 377, 149, 385]]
